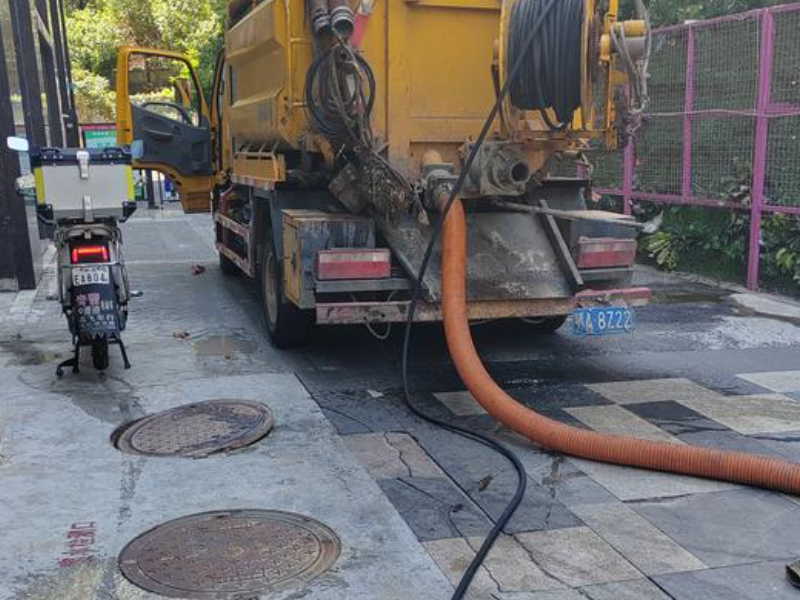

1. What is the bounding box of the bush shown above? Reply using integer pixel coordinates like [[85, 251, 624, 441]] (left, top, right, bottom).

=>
[[640, 204, 800, 294], [72, 68, 116, 122]]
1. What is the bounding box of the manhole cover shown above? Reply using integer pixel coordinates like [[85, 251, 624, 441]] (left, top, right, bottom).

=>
[[118, 510, 341, 599], [113, 400, 274, 458]]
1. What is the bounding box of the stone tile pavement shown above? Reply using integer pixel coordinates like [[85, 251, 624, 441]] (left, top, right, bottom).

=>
[[319, 373, 800, 599]]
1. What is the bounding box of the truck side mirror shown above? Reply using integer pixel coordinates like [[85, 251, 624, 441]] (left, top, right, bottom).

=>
[[131, 139, 144, 160], [6, 136, 29, 152]]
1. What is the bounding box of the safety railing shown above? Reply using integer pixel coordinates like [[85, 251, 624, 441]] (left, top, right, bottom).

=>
[[591, 3, 800, 290]]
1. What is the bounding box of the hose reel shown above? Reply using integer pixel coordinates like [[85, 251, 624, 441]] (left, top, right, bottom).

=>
[[502, 0, 651, 137], [506, 0, 585, 129]]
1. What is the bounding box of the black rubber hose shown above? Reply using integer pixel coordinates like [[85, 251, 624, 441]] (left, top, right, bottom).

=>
[[508, 0, 583, 128], [305, 42, 376, 147], [401, 1, 559, 598]]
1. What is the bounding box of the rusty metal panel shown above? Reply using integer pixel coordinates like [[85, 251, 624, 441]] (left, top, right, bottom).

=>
[[281, 210, 375, 309], [316, 286, 652, 324], [316, 298, 577, 325], [381, 209, 572, 303], [232, 150, 286, 186]]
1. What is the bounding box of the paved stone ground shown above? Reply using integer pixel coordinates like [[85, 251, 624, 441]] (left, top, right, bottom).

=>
[[3, 207, 800, 599]]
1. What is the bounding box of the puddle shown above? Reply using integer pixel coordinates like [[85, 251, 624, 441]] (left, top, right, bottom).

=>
[[651, 290, 731, 305], [193, 335, 257, 358], [0, 340, 63, 366]]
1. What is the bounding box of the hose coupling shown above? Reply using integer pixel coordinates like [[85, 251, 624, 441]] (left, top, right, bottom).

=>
[[328, 0, 355, 39], [421, 150, 458, 212], [309, 0, 331, 34], [464, 141, 532, 197]]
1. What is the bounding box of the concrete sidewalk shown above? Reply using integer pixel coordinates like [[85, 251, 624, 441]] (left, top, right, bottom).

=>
[[0, 369, 452, 600], [0, 213, 451, 600], [4, 211, 800, 600]]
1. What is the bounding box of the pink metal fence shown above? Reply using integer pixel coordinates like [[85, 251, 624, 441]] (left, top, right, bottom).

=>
[[593, 3, 800, 290]]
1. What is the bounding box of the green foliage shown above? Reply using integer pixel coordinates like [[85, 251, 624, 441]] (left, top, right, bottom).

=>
[[633, 0, 787, 26], [641, 205, 800, 293], [65, 0, 227, 122], [72, 67, 116, 122], [761, 215, 800, 289], [644, 231, 683, 270], [641, 205, 748, 273]]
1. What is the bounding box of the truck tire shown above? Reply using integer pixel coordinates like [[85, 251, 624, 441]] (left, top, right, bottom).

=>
[[521, 315, 568, 334], [260, 239, 314, 349], [219, 251, 239, 276]]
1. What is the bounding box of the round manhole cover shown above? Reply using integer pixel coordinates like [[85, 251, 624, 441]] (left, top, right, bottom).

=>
[[118, 510, 341, 599], [114, 400, 274, 458]]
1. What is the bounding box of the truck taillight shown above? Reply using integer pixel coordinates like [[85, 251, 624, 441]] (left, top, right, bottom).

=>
[[71, 245, 109, 264], [576, 238, 637, 269], [317, 249, 391, 280]]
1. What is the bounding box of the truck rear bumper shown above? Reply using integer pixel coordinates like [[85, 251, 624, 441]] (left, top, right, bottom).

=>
[[315, 287, 652, 325]]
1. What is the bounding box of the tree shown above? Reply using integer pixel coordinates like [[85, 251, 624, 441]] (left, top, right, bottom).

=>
[[65, 0, 227, 122], [644, 0, 787, 26]]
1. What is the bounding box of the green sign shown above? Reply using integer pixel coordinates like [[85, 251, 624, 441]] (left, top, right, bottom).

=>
[[83, 127, 118, 149]]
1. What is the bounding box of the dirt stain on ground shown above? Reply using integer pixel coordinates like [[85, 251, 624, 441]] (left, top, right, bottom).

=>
[[651, 290, 731, 305], [193, 335, 257, 358], [16, 562, 105, 600], [0, 340, 62, 366]]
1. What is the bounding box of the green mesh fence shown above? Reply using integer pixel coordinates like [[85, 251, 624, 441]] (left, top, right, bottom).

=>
[[691, 116, 756, 199], [766, 115, 800, 207], [636, 116, 683, 195], [693, 18, 761, 112], [771, 10, 800, 105], [648, 30, 688, 114]]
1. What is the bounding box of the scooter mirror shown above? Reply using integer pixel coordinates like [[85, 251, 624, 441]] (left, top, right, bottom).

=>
[[6, 136, 29, 152]]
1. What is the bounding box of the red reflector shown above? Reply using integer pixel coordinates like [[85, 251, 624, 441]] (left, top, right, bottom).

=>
[[317, 249, 391, 280], [71, 245, 109, 264], [576, 238, 637, 269]]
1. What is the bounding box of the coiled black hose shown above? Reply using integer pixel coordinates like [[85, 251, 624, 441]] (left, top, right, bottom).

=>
[[507, 0, 584, 128], [305, 42, 376, 148]]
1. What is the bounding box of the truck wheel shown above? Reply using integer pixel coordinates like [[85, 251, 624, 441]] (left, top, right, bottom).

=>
[[260, 241, 314, 349], [521, 315, 568, 334], [219, 251, 239, 276], [91, 339, 110, 370]]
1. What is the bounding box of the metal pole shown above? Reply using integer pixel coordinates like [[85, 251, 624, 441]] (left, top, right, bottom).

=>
[[145, 170, 156, 209], [682, 27, 696, 202], [748, 10, 775, 291], [56, 0, 78, 145], [622, 136, 634, 215], [0, 12, 36, 289], [9, 0, 47, 145]]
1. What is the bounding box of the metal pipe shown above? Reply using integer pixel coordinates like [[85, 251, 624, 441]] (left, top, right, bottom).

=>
[[441, 195, 800, 495], [328, 0, 354, 39], [492, 199, 650, 231], [309, 0, 331, 35]]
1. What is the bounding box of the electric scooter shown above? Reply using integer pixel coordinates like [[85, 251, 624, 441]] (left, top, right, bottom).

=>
[[7, 137, 138, 377]]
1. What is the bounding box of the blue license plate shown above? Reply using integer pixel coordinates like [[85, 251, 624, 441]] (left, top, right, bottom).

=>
[[571, 307, 635, 336]]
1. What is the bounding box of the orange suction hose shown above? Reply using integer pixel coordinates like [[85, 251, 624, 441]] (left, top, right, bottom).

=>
[[441, 197, 800, 494]]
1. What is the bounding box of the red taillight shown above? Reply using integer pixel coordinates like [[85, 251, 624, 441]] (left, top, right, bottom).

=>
[[317, 249, 392, 280], [71, 245, 109, 264], [576, 238, 637, 269]]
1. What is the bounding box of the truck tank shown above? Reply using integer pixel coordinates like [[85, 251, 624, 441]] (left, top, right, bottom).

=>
[[222, 0, 631, 178]]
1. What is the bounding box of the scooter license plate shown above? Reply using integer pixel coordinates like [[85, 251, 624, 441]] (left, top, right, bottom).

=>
[[571, 306, 635, 336], [72, 266, 110, 287]]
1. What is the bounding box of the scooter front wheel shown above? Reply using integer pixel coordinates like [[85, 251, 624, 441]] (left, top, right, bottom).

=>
[[91, 339, 109, 371]]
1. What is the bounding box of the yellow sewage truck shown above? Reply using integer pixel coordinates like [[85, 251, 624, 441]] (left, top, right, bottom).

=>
[[115, 0, 652, 347]]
